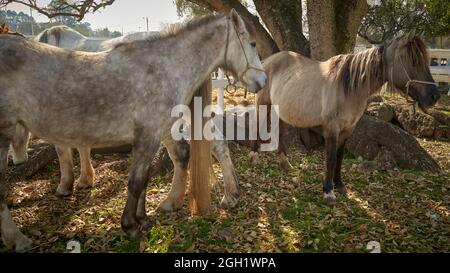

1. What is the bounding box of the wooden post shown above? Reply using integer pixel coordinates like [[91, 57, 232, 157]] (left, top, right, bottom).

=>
[[189, 79, 212, 215]]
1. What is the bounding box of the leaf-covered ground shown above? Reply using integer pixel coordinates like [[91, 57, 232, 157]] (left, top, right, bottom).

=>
[[0, 92, 449, 253]]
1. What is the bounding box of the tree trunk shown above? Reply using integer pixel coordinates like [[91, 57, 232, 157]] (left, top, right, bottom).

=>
[[307, 0, 337, 60], [308, 0, 368, 59], [334, 0, 368, 53], [253, 0, 310, 56]]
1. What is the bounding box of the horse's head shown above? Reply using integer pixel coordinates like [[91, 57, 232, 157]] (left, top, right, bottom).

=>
[[385, 32, 440, 111], [223, 9, 266, 93]]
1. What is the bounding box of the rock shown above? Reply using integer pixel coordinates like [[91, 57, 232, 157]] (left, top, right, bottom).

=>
[[347, 115, 440, 171], [373, 148, 398, 170], [366, 103, 395, 122], [367, 95, 384, 104], [357, 148, 397, 173], [393, 105, 440, 138], [429, 110, 450, 127]]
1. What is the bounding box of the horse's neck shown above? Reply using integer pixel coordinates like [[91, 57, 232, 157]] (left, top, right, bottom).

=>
[[360, 50, 388, 101], [165, 21, 227, 105]]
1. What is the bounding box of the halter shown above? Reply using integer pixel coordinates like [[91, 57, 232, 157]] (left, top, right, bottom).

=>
[[390, 51, 437, 113], [223, 17, 265, 89]]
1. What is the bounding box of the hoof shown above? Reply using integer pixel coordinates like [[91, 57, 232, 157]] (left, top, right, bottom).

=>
[[323, 191, 336, 205], [335, 185, 348, 196], [14, 235, 33, 253], [157, 198, 183, 213], [12, 156, 28, 165], [55, 186, 73, 197], [249, 151, 259, 164], [280, 161, 294, 172], [2, 232, 32, 252], [75, 179, 94, 190], [137, 217, 154, 232], [219, 194, 239, 209], [123, 226, 145, 241]]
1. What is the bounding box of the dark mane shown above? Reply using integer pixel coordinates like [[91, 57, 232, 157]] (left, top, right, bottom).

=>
[[406, 36, 428, 69], [328, 46, 384, 95], [113, 14, 225, 50]]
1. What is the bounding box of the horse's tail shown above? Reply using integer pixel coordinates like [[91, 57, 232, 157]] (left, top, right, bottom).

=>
[[252, 71, 272, 153], [189, 80, 212, 215]]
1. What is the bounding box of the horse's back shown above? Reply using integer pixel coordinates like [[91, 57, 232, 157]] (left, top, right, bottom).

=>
[[263, 51, 328, 128]]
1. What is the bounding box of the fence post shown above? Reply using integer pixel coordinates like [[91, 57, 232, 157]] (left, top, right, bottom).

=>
[[217, 69, 225, 114]]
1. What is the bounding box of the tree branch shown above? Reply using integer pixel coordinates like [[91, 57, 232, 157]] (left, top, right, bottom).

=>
[[0, 0, 115, 21]]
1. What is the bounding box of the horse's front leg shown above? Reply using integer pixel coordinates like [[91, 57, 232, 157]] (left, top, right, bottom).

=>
[[334, 141, 348, 195], [75, 147, 95, 190], [0, 133, 32, 252], [121, 132, 159, 241], [157, 138, 189, 212], [55, 146, 75, 197], [11, 124, 30, 165], [212, 139, 240, 209], [323, 134, 338, 205]]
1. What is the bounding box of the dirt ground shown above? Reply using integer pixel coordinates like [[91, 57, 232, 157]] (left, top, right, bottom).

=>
[[0, 91, 448, 253]]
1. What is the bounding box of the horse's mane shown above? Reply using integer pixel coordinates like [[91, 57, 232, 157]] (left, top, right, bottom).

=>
[[328, 46, 384, 95], [113, 14, 225, 50], [328, 35, 429, 96], [405, 36, 428, 69]]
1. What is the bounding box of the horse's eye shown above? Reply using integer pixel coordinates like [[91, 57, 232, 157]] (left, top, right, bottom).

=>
[[250, 42, 257, 48]]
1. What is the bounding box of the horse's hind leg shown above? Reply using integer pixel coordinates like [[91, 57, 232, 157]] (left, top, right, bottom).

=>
[[121, 131, 159, 241], [157, 138, 189, 212], [0, 131, 32, 251], [278, 120, 294, 172], [75, 147, 95, 190], [334, 140, 348, 196], [212, 139, 240, 209], [55, 146, 75, 197], [10, 125, 30, 165]]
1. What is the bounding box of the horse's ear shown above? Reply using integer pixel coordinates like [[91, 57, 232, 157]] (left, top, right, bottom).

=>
[[398, 31, 415, 46], [418, 30, 426, 41], [230, 8, 245, 33], [408, 30, 416, 40]]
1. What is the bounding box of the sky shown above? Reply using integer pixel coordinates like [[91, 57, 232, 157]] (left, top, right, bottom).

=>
[[6, 0, 182, 34]]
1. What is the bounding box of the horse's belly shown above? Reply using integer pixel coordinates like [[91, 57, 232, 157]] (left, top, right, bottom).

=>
[[279, 108, 322, 128], [26, 115, 135, 148]]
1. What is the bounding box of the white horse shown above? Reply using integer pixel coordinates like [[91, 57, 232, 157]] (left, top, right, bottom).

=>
[[0, 11, 266, 251], [34, 25, 157, 52], [11, 25, 242, 210]]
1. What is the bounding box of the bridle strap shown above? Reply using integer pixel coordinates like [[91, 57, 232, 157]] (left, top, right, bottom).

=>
[[223, 17, 265, 88], [390, 51, 437, 113]]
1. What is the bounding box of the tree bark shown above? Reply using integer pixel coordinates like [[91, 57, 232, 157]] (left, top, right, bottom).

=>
[[253, 0, 310, 56], [334, 0, 369, 53], [308, 0, 368, 59], [307, 0, 337, 60]]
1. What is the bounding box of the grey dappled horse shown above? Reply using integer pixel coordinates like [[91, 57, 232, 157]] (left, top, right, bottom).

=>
[[0, 11, 266, 251]]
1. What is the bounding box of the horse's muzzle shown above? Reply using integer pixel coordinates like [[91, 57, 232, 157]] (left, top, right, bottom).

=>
[[249, 75, 267, 93]]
